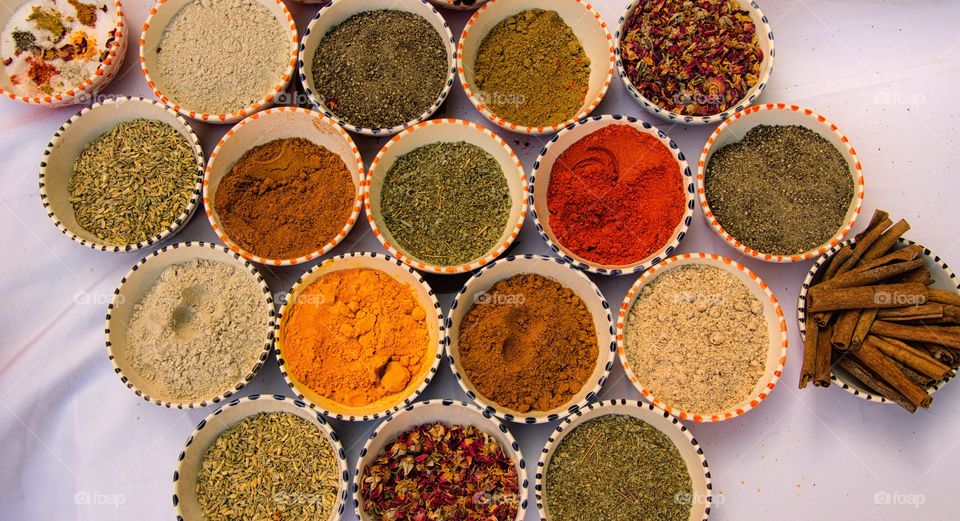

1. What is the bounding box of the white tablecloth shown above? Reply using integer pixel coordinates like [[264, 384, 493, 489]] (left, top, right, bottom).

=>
[[2, 1, 960, 519]]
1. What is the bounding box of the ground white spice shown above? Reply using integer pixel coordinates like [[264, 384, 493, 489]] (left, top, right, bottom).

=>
[[153, 0, 288, 115], [624, 264, 768, 415], [125, 258, 268, 402]]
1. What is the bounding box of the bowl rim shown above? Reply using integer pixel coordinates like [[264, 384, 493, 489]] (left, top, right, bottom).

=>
[[351, 398, 529, 521], [614, 0, 775, 125], [105, 241, 277, 409], [363, 117, 527, 274], [172, 394, 350, 521], [616, 252, 789, 422], [297, 0, 457, 137], [139, 0, 299, 124], [38, 96, 205, 252], [696, 103, 866, 262], [533, 398, 712, 521], [0, 0, 126, 106], [428, 0, 490, 10], [202, 106, 365, 266], [456, 0, 616, 135], [797, 237, 960, 402], [446, 254, 617, 424], [274, 251, 446, 422], [529, 113, 695, 275]]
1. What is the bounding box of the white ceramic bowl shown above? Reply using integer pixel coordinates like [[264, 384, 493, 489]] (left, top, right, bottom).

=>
[[39, 96, 204, 252], [798, 238, 960, 402], [352, 399, 528, 521], [429, 0, 489, 10], [275, 252, 445, 421], [697, 103, 865, 262], [298, 0, 457, 136], [530, 114, 695, 275], [617, 253, 788, 422], [0, 0, 127, 107], [364, 118, 527, 274], [535, 399, 712, 521], [447, 255, 616, 423], [105, 241, 276, 408], [614, 0, 775, 125], [173, 395, 349, 521], [203, 107, 365, 266], [457, 0, 615, 135], [140, 0, 298, 124]]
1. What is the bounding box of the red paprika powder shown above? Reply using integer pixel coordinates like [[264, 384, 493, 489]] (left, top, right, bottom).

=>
[[545, 124, 685, 266]]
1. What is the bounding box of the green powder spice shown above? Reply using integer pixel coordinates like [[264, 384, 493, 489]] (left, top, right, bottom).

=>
[[380, 142, 511, 266], [311, 10, 447, 129], [68, 119, 197, 245], [546, 414, 693, 521], [473, 9, 590, 127], [704, 125, 855, 255]]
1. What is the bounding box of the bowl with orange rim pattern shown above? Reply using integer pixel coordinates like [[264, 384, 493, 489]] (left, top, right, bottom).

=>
[[139, 0, 298, 124], [457, 0, 615, 135], [203, 107, 365, 266], [616, 252, 788, 422], [363, 118, 527, 275], [696, 103, 865, 262], [428, 0, 489, 10]]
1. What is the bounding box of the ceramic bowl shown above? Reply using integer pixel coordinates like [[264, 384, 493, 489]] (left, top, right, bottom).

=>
[[364, 118, 527, 274], [798, 238, 960, 402], [140, 0, 298, 124], [457, 0, 615, 135], [352, 399, 528, 521], [39, 96, 204, 252], [298, 0, 457, 136], [447, 254, 616, 423], [530, 114, 695, 275], [173, 395, 349, 521], [697, 103, 865, 262], [275, 252, 445, 421], [203, 107, 364, 266], [614, 0, 775, 125], [617, 253, 788, 422], [428, 0, 489, 10], [105, 241, 276, 408], [535, 399, 712, 521]]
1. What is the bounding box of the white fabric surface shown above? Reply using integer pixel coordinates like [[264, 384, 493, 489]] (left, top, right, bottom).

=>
[[2, 0, 960, 519]]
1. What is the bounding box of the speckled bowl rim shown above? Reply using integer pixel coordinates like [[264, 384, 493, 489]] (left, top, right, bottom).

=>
[[105, 241, 276, 409], [616, 252, 789, 422], [39, 96, 205, 252], [529, 114, 695, 275]]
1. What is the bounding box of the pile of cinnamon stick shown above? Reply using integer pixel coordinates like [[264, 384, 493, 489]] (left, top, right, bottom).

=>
[[799, 210, 960, 412]]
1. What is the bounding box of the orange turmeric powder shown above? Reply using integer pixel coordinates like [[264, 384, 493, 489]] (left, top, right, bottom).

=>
[[282, 268, 430, 408]]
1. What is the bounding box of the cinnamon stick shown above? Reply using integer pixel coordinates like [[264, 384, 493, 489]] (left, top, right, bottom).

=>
[[943, 306, 960, 324], [850, 308, 878, 350], [860, 219, 911, 263], [875, 303, 944, 322], [838, 217, 893, 273], [806, 283, 928, 313], [870, 320, 960, 349], [868, 335, 951, 380], [895, 266, 934, 285], [836, 357, 916, 413], [854, 244, 923, 272], [831, 310, 861, 351], [924, 344, 957, 366], [853, 340, 931, 409], [817, 258, 925, 290], [823, 243, 854, 281], [929, 289, 960, 307], [800, 322, 820, 389], [813, 323, 834, 387]]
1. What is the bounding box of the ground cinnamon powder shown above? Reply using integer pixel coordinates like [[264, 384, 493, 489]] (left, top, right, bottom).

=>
[[458, 273, 597, 413], [214, 137, 355, 260]]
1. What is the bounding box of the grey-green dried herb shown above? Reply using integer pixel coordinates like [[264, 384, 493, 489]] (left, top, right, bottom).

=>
[[545, 414, 693, 521], [380, 141, 511, 266], [196, 411, 339, 521], [67, 119, 196, 245]]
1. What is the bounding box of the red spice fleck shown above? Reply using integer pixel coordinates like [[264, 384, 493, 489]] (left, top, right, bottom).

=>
[[26, 56, 59, 86]]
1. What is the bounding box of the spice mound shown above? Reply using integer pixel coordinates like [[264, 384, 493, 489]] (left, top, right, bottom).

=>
[[621, 0, 763, 116], [153, 0, 288, 115], [68, 119, 197, 246], [624, 264, 768, 415], [214, 137, 355, 260], [196, 412, 340, 521], [282, 268, 431, 409], [473, 9, 590, 127], [458, 273, 598, 413], [547, 124, 685, 266], [380, 141, 511, 266], [311, 10, 447, 129], [360, 422, 519, 520], [705, 125, 855, 255], [546, 414, 693, 521], [125, 258, 269, 403], [1, 0, 116, 97]]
